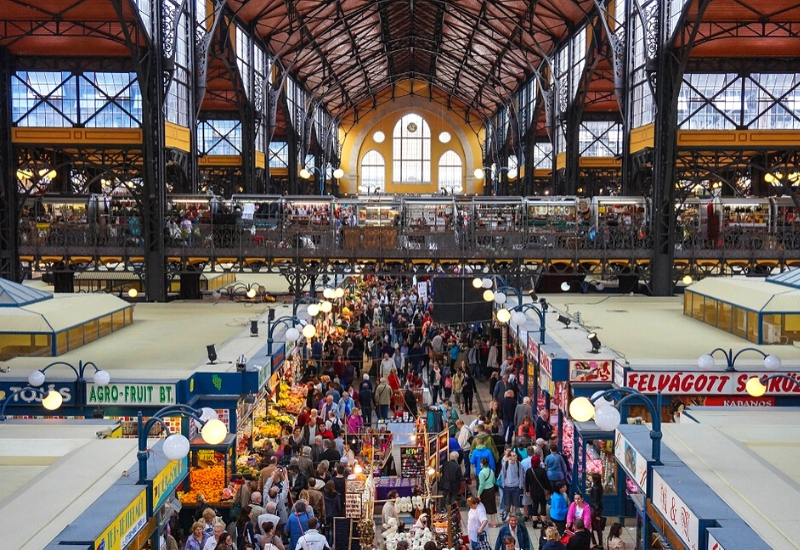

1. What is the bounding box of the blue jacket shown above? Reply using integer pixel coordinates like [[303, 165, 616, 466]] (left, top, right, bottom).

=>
[[287, 511, 310, 550], [549, 492, 569, 521], [494, 523, 533, 550], [470, 445, 496, 472]]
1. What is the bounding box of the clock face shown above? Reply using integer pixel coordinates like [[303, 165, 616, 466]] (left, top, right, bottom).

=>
[[407, 122, 418, 133]]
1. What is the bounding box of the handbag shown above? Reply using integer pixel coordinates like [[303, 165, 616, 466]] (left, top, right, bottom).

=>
[[477, 530, 491, 550]]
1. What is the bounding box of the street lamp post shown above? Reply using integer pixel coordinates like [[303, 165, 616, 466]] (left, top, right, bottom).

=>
[[473, 166, 518, 196], [570, 388, 663, 464], [496, 301, 548, 399], [0, 386, 64, 420], [267, 313, 317, 356], [698, 348, 782, 372], [27, 360, 112, 410], [745, 373, 800, 397], [570, 388, 663, 550], [136, 405, 227, 484], [299, 166, 326, 195]]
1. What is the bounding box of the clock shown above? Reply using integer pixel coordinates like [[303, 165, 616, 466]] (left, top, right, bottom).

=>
[[407, 122, 418, 133]]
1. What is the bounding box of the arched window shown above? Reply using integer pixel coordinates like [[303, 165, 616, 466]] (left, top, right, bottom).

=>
[[360, 150, 385, 193], [438, 150, 463, 193], [392, 113, 431, 183]]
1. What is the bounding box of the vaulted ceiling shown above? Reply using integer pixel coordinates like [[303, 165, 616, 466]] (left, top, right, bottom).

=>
[[229, 0, 595, 121]]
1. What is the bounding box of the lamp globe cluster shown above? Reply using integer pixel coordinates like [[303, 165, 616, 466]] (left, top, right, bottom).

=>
[[569, 391, 622, 431]]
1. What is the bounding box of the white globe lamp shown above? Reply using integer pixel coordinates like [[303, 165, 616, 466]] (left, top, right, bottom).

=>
[[163, 434, 191, 461], [285, 327, 300, 341], [496, 309, 511, 324], [201, 418, 227, 445], [41, 390, 63, 411], [93, 370, 111, 386], [302, 324, 317, 339], [697, 354, 715, 370], [569, 397, 595, 422], [483, 290, 494, 302], [745, 376, 767, 397], [594, 405, 622, 431], [28, 370, 46, 387], [494, 292, 507, 305]]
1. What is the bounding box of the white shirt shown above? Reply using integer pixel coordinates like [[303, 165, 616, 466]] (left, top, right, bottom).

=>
[[457, 425, 472, 451], [297, 529, 330, 550], [467, 503, 488, 541]]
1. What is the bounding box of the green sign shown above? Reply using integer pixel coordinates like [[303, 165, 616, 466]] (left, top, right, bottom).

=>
[[86, 383, 176, 406]]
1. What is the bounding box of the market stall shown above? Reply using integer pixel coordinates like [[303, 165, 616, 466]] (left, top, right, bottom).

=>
[[571, 421, 622, 517]]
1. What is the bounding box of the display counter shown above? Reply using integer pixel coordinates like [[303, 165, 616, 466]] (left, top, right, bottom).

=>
[[178, 433, 237, 508], [374, 477, 416, 499], [572, 421, 621, 517]]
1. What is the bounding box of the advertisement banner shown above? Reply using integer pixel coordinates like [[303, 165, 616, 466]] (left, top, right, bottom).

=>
[[614, 430, 648, 493], [527, 336, 552, 377], [569, 359, 614, 383], [0, 381, 75, 407], [653, 470, 700, 550], [151, 456, 188, 513], [94, 489, 147, 550], [625, 370, 800, 395], [86, 383, 177, 406]]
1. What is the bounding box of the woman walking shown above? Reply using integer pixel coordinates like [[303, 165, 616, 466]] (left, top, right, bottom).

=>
[[477, 457, 499, 527]]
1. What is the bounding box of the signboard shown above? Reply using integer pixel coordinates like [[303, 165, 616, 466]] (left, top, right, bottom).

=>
[[625, 370, 800, 395], [614, 430, 647, 492], [539, 370, 553, 397], [271, 343, 285, 372], [707, 532, 723, 550], [87, 383, 176, 406], [417, 281, 428, 298], [703, 396, 775, 407], [653, 470, 700, 550], [569, 359, 614, 383], [613, 362, 626, 387], [258, 360, 271, 391], [151, 456, 188, 513], [0, 382, 75, 407], [94, 489, 147, 550], [400, 446, 424, 478], [527, 336, 552, 377]]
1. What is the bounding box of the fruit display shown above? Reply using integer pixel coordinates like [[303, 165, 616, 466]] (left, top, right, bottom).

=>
[[276, 381, 305, 413], [178, 465, 227, 505]]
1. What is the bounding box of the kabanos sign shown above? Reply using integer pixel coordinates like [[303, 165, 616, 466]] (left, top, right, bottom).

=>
[[625, 370, 800, 395]]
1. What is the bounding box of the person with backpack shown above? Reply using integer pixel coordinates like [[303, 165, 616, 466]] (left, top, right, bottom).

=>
[[500, 450, 525, 521]]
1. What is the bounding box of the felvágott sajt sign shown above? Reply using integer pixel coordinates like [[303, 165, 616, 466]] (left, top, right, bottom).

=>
[[86, 383, 176, 406]]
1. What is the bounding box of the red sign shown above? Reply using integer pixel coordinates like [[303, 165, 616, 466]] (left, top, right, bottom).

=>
[[625, 370, 800, 395], [528, 336, 552, 376], [569, 359, 614, 383], [704, 396, 775, 407]]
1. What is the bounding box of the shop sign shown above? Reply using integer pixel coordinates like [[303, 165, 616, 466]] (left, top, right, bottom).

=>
[[704, 396, 775, 407], [613, 362, 626, 387], [614, 430, 648, 492], [707, 532, 723, 550], [417, 281, 428, 298], [271, 343, 285, 372], [516, 328, 528, 346], [151, 456, 188, 513], [528, 336, 552, 377], [625, 370, 800, 395], [258, 361, 271, 390], [653, 470, 700, 550], [0, 381, 74, 406], [285, 339, 296, 357], [94, 489, 147, 550], [569, 359, 614, 383], [539, 370, 553, 396], [86, 383, 176, 406]]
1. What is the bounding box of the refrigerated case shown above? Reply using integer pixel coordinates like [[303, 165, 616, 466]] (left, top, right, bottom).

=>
[[572, 421, 621, 517]]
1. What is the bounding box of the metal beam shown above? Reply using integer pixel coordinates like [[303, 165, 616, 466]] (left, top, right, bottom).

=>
[[0, 46, 20, 282]]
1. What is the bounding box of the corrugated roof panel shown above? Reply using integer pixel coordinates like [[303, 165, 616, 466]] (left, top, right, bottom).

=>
[[0, 307, 52, 333], [767, 268, 800, 289]]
